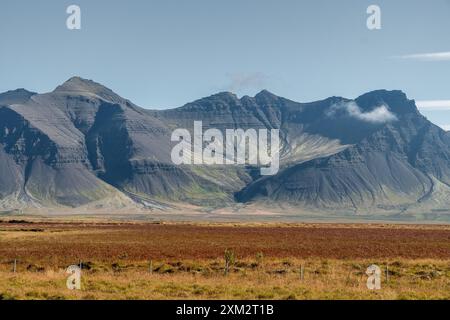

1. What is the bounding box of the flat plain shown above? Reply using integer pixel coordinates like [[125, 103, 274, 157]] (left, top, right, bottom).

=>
[[0, 219, 449, 300]]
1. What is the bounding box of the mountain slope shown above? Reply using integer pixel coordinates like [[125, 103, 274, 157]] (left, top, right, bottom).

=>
[[1, 77, 450, 219], [0, 78, 240, 208], [237, 91, 450, 215], [0, 88, 133, 208]]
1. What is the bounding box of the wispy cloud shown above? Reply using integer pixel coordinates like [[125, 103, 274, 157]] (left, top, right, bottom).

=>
[[225, 72, 269, 92], [327, 102, 398, 124], [416, 100, 450, 110], [396, 52, 450, 61]]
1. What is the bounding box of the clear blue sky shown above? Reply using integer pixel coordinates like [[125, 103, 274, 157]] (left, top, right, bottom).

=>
[[1, 0, 450, 127]]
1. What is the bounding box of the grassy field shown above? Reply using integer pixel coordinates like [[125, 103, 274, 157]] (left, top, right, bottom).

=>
[[0, 219, 449, 300]]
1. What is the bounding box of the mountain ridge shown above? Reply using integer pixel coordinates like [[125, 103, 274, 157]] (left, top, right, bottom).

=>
[[1, 77, 449, 220]]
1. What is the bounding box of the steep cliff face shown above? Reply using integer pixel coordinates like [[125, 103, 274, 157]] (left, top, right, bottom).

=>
[[2, 77, 450, 218], [237, 91, 450, 215], [0, 89, 127, 208], [0, 78, 238, 208]]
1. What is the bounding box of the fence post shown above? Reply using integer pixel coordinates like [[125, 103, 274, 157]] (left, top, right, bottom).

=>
[[386, 264, 389, 283], [13, 259, 17, 273], [300, 264, 304, 281], [149, 260, 153, 274]]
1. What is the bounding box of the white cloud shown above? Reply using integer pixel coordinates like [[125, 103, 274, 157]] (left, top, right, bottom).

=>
[[439, 124, 450, 131], [397, 52, 450, 61], [225, 72, 269, 92], [416, 100, 450, 110], [327, 102, 398, 124]]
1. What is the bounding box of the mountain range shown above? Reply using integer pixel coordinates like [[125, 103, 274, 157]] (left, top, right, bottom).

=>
[[1, 77, 450, 220]]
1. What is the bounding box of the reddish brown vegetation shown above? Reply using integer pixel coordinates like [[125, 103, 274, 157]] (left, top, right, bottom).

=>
[[0, 221, 449, 265]]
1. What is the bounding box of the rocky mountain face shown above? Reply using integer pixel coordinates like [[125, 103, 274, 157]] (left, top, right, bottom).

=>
[[236, 91, 445, 211], [1, 77, 450, 218]]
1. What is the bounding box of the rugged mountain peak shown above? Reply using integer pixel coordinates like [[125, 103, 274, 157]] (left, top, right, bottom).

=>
[[254, 89, 280, 104], [255, 89, 276, 97], [179, 92, 241, 111], [53, 77, 124, 103], [355, 89, 419, 116], [210, 91, 240, 101], [0, 88, 36, 105], [2, 88, 34, 95], [55, 76, 100, 91]]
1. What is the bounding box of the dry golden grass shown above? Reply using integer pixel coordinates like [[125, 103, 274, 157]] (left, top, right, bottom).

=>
[[0, 220, 449, 300], [0, 259, 449, 300]]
